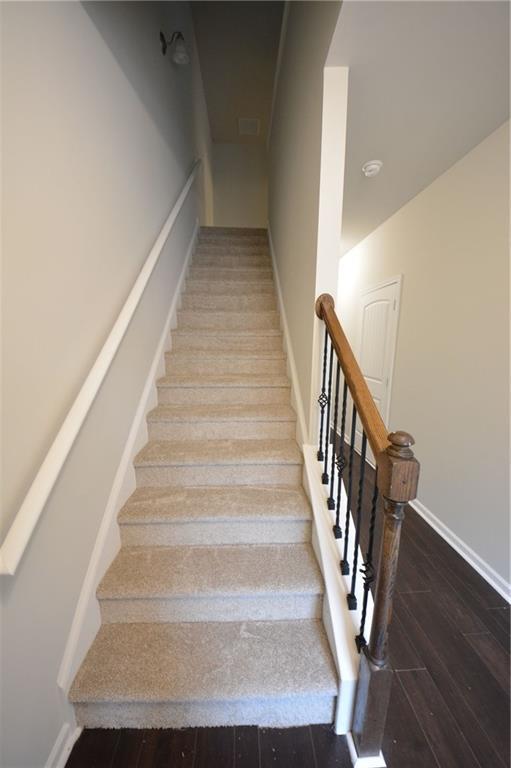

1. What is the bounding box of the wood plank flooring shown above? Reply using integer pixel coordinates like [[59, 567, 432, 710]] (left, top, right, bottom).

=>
[[67, 455, 510, 768]]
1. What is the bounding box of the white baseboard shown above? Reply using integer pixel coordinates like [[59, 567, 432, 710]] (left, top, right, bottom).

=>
[[46, 722, 82, 768], [267, 225, 308, 445], [346, 733, 386, 768], [56, 220, 199, 697], [410, 498, 511, 603]]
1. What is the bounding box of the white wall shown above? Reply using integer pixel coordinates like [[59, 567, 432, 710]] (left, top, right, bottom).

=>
[[212, 143, 268, 227], [338, 122, 510, 587], [0, 2, 208, 765], [268, 1, 342, 433]]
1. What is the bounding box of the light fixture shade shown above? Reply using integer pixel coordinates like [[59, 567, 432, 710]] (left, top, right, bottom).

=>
[[171, 35, 190, 66], [362, 160, 383, 178]]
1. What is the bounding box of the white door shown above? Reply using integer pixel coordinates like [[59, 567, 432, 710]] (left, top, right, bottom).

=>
[[353, 278, 401, 462]]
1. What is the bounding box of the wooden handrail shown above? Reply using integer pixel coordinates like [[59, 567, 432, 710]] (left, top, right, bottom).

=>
[[315, 293, 389, 460], [315, 293, 419, 505], [315, 292, 420, 760]]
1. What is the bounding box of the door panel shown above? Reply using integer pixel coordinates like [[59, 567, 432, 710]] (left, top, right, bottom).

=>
[[353, 279, 401, 463]]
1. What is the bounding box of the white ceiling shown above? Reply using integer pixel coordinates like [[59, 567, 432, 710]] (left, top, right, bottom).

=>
[[327, 1, 510, 254], [191, 1, 283, 144]]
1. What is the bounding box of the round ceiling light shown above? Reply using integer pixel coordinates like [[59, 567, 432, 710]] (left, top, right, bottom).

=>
[[362, 160, 383, 178]]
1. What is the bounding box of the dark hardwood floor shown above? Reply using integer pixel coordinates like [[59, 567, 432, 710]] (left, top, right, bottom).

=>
[[67, 457, 510, 768]]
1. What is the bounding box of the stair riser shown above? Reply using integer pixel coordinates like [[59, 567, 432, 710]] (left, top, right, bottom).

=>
[[74, 695, 336, 729], [177, 311, 279, 331], [157, 386, 290, 405], [135, 464, 302, 487], [182, 294, 276, 311], [185, 279, 274, 295], [194, 254, 270, 267], [189, 268, 273, 281], [119, 519, 311, 547], [172, 335, 282, 352], [147, 419, 296, 441], [99, 594, 322, 624], [196, 242, 268, 254], [165, 355, 286, 375]]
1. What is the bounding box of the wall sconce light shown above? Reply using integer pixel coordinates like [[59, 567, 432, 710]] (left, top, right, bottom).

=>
[[160, 31, 190, 66]]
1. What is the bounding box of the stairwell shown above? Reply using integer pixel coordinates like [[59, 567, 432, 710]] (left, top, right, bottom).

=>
[[70, 227, 337, 729]]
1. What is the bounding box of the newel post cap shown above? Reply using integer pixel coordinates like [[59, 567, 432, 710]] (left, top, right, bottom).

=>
[[315, 293, 335, 319], [387, 431, 415, 460], [377, 430, 420, 503]]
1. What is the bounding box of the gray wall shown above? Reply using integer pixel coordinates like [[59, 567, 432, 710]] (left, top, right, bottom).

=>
[[213, 143, 268, 227], [0, 3, 207, 765], [268, 1, 341, 432], [1, 0, 212, 538]]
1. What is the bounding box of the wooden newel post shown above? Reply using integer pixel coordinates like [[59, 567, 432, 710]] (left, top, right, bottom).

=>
[[351, 431, 420, 759]]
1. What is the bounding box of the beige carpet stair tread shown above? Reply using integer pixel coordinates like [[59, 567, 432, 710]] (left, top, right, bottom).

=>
[[201, 226, 267, 235], [157, 373, 289, 388], [184, 280, 275, 294], [171, 329, 282, 339], [147, 404, 295, 424], [69, 620, 337, 703], [98, 543, 322, 599], [119, 486, 311, 524], [189, 267, 272, 278], [134, 439, 302, 468], [166, 350, 285, 362]]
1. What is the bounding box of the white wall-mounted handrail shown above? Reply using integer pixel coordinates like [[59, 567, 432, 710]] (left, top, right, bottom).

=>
[[0, 160, 201, 576]]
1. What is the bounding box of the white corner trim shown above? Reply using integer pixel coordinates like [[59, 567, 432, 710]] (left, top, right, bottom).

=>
[[346, 733, 386, 768], [0, 161, 200, 577], [46, 722, 82, 768], [410, 498, 511, 604], [267, 225, 308, 445], [57, 221, 199, 696]]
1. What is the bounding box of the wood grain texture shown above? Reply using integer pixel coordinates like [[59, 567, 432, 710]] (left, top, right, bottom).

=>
[[259, 726, 315, 767], [66, 728, 120, 768], [315, 294, 389, 459], [397, 669, 480, 768]]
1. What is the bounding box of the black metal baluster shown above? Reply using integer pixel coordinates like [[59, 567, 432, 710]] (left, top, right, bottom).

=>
[[341, 404, 357, 574], [356, 472, 379, 651], [347, 432, 368, 611], [317, 330, 329, 461], [322, 342, 334, 484], [328, 361, 341, 509], [333, 381, 348, 539]]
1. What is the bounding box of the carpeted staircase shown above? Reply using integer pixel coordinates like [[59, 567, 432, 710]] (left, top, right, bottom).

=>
[[70, 227, 338, 729]]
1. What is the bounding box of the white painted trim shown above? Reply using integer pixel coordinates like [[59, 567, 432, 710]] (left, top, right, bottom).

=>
[[302, 444, 374, 735], [266, 1, 289, 150], [268, 225, 308, 445], [410, 497, 511, 603], [0, 161, 200, 576], [46, 723, 82, 768], [346, 733, 386, 768], [57, 222, 199, 696]]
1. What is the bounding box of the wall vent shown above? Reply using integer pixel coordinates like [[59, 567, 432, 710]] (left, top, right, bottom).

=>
[[238, 118, 260, 137]]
